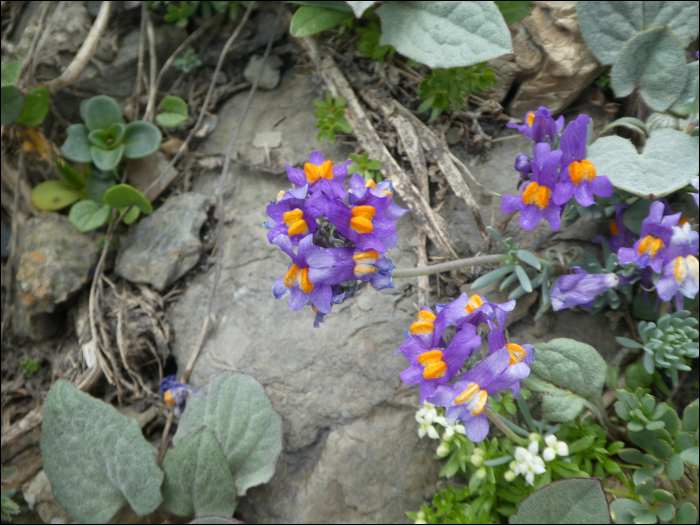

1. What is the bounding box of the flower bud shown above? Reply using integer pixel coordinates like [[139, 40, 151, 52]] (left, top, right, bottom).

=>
[[470, 454, 484, 467], [476, 467, 487, 479], [504, 470, 516, 482], [437, 442, 450, 458], [473, 448, 485, 456]]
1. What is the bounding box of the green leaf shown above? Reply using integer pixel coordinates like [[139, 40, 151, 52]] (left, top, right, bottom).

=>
[[16, 86, 49, 126], [510, 478, 610, 524], [653, 489, 675, 504], [609, 498, 643, 525], [587, 129, 699, 199], [576, 1, 700, 66], [40, 380, 164, 523], [567, 435, 597, 454], [682, 399, 698, 432], [670, 61, 700, 117], [91, 143, 124, 171], [82, 95, 123, 132], [121, 205, 140, 225], [494, 1, 534, 25], [345, 1, 376, 17], [123, 121, 162, 159], [632, 292, 660, 321], [657, 503, 675, 522], [1, 60, 22, 87], [523, 339, 607, 423], [290, 6, 352, 37], [61, 124, 92, 163], [173, 372, 283, 497], [624, 363, 653, 390], [54, 159, 84, 189], [103, 184, 153, 214], [514, 264, 533, 293], [471, 264, 514, 289], [676, 502, 698, 524], [617, 448, 644, 465], [666, 453, 684, 480], [610, 27, 687, 112], [161, 428, 237, 518], [85, 174, 115, 203], [517, 250, 541, 270], [657, 406, 680, 437], [1, 86, 24, 124], [156, 95, 189, 128], [31, 180, 81, 211], [680, 446, 699, 467], [88, 123, 126, 149], [375, 1, 512, 69], [622, 198, 652, 236], [601, 117, 648, 139], [629, 427, 673, 459], [68, 201, 112, 232], [675, 432, 695, 453]]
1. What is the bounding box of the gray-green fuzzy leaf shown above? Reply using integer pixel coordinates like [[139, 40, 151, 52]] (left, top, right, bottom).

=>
[[676, 502, 698, 524], [68, 201, 112, 232], [61, 124, 93, 164], [610, 27, 687, 112], [376, 1, 512, 69], [587, 129, 699, 198], [345, 1, 376, 17], [82, 95, 123, 132], [670, 61, 699, 117], [40, 380, 164, 524], [173, 372, 283, 497], [510, 478, 611, 524], [162, 428, 237, 518], [576, 1, 699, 66], [123, 121, 162, 159]]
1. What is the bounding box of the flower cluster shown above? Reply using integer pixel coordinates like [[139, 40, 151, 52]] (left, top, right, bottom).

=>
[[503, 108, 614, 231], [265, 151, 409, 326], [396, 293, 534, 442], [505, 435, 569, 486]]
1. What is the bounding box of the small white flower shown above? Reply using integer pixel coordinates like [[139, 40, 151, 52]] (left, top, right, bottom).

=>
[[543, 434, 569, 461], [443, 426, 455, 440], [437, 442, 450, 457], [452, 424, 466, 435], [418, 420, 440, 440], [433, 415, 448, 427], [523, 455, 546, 486], [528, 439, 539, 455], [504, 470, 516, 482], [514, 446, 533, 463]]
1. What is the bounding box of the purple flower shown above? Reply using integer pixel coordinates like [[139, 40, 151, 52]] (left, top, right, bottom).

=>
[[442, 293, 516, 330], [307, 246, 396, 291], [550, 267, 620, 311], [160, 376, 197, 417], [501, 143, 563, 231], [347, 173, 409, 221], [667, 221, 699, 260], [618, 201, 679, 273], [322, 192, 400, 252], [552, 114, 614, 207], [690, 177, 698, 208], [593, 205, 637, 253], [398, 323, 482, 403], [507, 106, 564, 144], [265, 185, 320, 245], [285, 151, 350, 201], [486, 321, 535, 398], [656, 255, 699, 302], [427, 348, 531, 442], [514, 153, 532, 189], [271, 235, 333, 313]]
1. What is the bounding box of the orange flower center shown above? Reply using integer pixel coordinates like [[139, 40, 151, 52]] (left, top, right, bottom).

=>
[[526, 112, 535, 126], [350, 205, 376, 233], [304, 160, 333, 183], [610, 222, 619, 235], [569, 159, 597, 185], [505, 343, 527, 365], [521, 181, 551, 210], [679, 218, 690, 226], [418, 350, 447, 379], [465, 294, 483, 315], [353, 250, 380, 277], [164, 390, 176, 405], [637, 235, 664, 257], [410, 321, 434, 335], [454, 383, 488, 415], [283, 209, 308, 236], [283, 264, 313, 293]]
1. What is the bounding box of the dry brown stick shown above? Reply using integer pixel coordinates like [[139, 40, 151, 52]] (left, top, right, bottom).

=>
[[48, 1, 111, 93], [22, 0, 51, 88], [1, 157, 39, 216], [394, 102, 489, 242], [0, 405, 42, 450], [300, 36, 458, 260], [157, 409, 174, 464], [143, 11, 158, 122], [130, 2, 148, 121], [182, 4, 281, 384], [143, 4, 255, 202]]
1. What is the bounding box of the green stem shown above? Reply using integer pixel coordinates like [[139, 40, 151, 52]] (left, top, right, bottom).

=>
[[604, 488, 636, 498], [393, 254, 510, 279], [485, 408, 529, 447]]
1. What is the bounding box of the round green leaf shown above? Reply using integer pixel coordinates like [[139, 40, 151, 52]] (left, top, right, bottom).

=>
[[157, 96, 189, 128], [676, 502, 698, 525], [1, 86, 24, 124], [54, 159, 85, 189], [61, 124, 92, 163], [161, 428, 237, 518], [68, 201, 112, 232], [16, 86, 49, 126], [82, 95, 123, 132], [123, 121, 162, 159], [173, 372, 283, 497], [629, 427, 673, 459], [682, 399, 699, 432], [609, 498, 643, 525], [587, 130, 699, 198], [670, 61, 700, 117], [666, 453, 684, 480], [91, 143, 124, 171], [494, 1, 535, 26], [375, 1, 512, 69], [510, 478, 611, 524], [610, 27, 687, 112], [1, 60, 22, 87], [290, 6, 353, 37], [680, 446, 699, 467], [31, 180, 81, 211], [102, 184, 153, 214], [156, 111, 188, 128], [121, 205, 140, 225], [40, 380, 164, 523], [617, 448, 644, 465], [85, 173, 115, 203]]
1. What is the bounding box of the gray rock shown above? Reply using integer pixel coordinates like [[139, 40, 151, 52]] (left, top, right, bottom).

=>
[[12, 214, 99, 340], [204, 67, 353, 170], [244, 54, 281, 90], [115, 193, 208, 291]]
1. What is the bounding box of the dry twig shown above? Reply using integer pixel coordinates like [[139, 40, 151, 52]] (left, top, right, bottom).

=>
[[143, 10, 158, 122]]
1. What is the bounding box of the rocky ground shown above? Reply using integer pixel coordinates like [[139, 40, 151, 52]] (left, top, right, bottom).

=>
[[1, 2, 696, 524]]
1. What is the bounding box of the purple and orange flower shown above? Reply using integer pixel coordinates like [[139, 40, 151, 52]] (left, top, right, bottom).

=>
[[347, 173, 408, 221], [159, 376, 197, 417], [265, 185, 320, 245], [307, 246, 396, 291], [550, 267, 620, 311], [507, 106, 564, 144], [618, 201, 680, 273], [441, 293, 516, 331], [486, 321, 534, 398], [285, 151, 350, 201], [593, 204, 637, 253]]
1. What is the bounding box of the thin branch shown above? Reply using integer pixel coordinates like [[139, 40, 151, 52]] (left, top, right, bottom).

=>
[[392, 254, 510, 279], [143, 9, 158, 122], [130, 2, 148, 121], [182, 4, 281, 383], [48, 1, 111, 93]]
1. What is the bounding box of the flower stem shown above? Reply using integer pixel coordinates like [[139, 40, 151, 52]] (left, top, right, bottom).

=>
[[604, 488, 636, 498], [393, 254, 511, 279], [485, 408, 530, 446]]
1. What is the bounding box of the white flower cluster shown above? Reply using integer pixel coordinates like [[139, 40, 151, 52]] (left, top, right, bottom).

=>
[[415, 402, 466, 445], [505, 434, 570, 486]]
